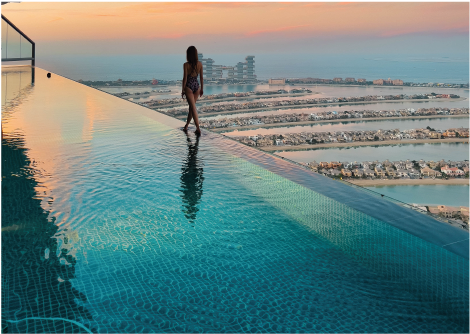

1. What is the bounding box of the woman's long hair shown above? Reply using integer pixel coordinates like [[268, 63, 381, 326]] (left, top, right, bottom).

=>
[[186, 46, 198, 76]]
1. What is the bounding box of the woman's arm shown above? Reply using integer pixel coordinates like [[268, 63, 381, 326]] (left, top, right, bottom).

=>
[[199, 61, 204, 97], [182, 63, 187, 98]]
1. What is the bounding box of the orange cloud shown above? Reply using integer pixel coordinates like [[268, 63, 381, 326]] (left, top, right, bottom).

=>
[[2, 2, 467, 43], [147, 33, 185, 40], [46, 17, 63, 23], [246, 24, 311, 37]]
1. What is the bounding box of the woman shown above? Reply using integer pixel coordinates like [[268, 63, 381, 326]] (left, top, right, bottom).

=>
[[182, 46, 203, 135]]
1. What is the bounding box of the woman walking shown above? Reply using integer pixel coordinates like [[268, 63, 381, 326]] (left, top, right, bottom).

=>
[[182, 46, 203, 135]]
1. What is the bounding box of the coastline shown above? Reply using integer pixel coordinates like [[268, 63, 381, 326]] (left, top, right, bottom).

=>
[[347, 178, 469, 186], [211, 115, 469, 133], [261, 138, 469, 151], [186, 97, 467, 119], [147, 91, 315, 108]]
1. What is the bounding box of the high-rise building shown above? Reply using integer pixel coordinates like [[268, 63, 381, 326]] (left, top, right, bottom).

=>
[[236, 62, 245, 80], [245, 55, 256, 80], [197, 53, 256, 81]]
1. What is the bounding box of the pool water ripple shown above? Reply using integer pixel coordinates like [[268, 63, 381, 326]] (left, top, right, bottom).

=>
[[2, 67, 468, 333]]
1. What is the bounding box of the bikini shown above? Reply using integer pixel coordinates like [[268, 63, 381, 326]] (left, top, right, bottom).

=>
[[186, 64, 200, 93]]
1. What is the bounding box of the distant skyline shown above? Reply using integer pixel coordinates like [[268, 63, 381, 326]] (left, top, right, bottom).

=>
[[2, 2, 469, 57]]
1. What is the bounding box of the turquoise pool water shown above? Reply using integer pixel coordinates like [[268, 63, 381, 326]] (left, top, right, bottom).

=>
[[2, 67, 469, 333]]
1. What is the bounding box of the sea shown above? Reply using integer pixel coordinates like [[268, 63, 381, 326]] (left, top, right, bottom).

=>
[[37, 53, 469, 83], [34, 53, 469, 207]]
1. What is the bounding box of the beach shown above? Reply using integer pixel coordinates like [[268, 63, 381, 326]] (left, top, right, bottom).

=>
[[348, 178, 469, 186], [262, 138, 469, 152], [184, 97, 468, 119], [211, 114, 469, 133], [148, 91, 315, 108]]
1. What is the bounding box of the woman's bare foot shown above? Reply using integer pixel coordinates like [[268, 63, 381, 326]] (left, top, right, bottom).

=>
[[195, 128, 201, 136], [182, 124, 189, 132]]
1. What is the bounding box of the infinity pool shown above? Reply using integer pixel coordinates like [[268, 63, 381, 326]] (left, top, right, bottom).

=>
[[2, 66, 469, 333]]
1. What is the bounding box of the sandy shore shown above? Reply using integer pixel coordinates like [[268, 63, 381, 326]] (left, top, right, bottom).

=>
[[347, 178, 469, 186], [261, 138, 469, 152], [211, 114, 469, 133], [150, 92, 314, 108], [184, 97, 467, 119]]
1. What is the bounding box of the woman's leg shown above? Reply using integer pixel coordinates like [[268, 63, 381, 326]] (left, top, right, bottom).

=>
[[185, 87, 201, 135], [183, 87, 194, 130]]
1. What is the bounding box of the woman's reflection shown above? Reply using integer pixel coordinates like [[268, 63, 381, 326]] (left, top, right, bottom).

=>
[[179, 133, 204, 224]]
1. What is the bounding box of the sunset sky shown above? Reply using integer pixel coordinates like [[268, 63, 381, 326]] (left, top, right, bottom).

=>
[[2, 2, 469, 56]]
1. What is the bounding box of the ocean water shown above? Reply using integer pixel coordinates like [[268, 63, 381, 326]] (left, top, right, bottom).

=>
[[364, 185, 469, 207], [37, 53, 469, 83]]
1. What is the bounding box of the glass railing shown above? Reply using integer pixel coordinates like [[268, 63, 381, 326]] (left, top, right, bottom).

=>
[[1, 14, 35, 65]]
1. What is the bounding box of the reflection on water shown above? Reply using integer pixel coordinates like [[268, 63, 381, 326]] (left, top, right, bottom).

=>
[[179, 133, 204, 223], [2, 66, 34, 113], [2, 136, 93, 333]]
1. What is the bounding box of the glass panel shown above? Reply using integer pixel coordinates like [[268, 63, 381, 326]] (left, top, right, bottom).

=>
[[20, 35, 32, 58], [6, 22, 21, 58], [2, 18, 33, 60], [1, 19, 7, 59]]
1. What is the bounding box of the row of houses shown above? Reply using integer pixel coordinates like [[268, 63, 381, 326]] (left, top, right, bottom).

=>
[[305, 160, 469, 179], [237, 127, 469, 147], [160, 92, 457, 116], [200, 107, 469, 130], [428, 205, 469, 224]]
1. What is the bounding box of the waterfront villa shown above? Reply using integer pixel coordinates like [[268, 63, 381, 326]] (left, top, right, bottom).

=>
[[396, 169, 410, 178], [352, 168, 363, 177], [409, 169, 421, 178], [386, 167, 397, 177], [441, 166, 466, 176], [421, 167, 441, 177], [374, 166, 386, 177], [363, 169, 376, 177]]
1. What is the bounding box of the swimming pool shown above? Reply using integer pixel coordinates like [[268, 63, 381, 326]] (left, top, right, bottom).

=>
[[2, 66, 469, 333]]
